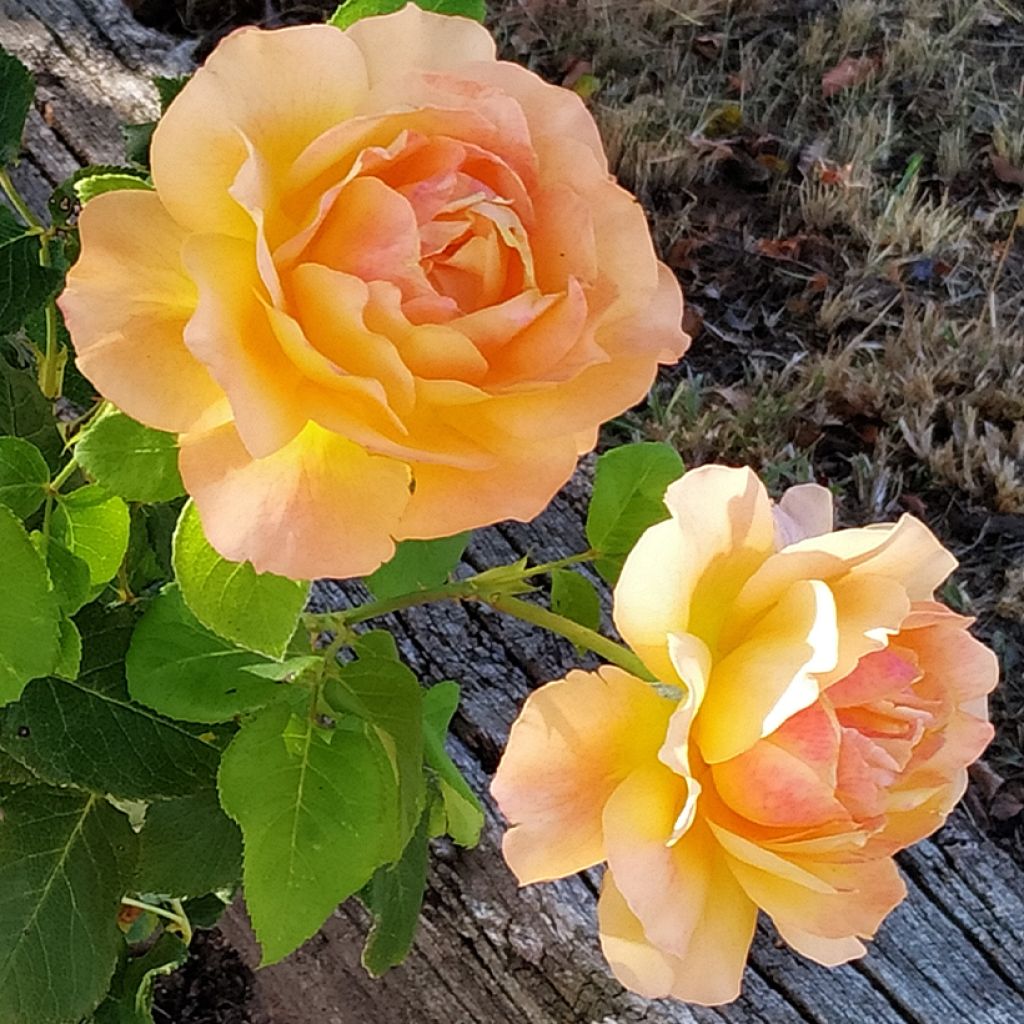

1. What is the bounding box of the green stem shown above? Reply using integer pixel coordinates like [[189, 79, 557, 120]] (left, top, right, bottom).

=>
[[480, 594, 656, 681], [50, 457, 78, 493], [0, 168, 64, 398], [39, 458, 78, 557], [121, 896, 191, 938], [168, 898, 193, 947], [307, 551, 596, 632], [306, 552, 654, 683], [0, 167, 43, 230], [311, 579, 477, 630]]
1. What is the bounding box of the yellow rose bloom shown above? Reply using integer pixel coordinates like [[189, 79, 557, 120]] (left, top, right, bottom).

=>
[[59, 5, 688, 579], [492, 466, 996, 1005]]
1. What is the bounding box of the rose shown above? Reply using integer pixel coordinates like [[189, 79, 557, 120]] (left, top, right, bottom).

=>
[[491, 466, 997, 1005], [58, 4, 687, 580]]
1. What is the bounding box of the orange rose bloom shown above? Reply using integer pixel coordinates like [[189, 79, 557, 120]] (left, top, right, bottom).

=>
[[59, 5, 687, 579], [492, 466, 997, 1005]]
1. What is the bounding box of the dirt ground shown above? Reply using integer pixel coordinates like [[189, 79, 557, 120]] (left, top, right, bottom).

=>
[[139, 0, 1024, 1018]]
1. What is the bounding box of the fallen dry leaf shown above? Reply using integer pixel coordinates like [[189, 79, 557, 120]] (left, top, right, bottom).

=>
[[692, 34, 723, 60], [991, 152, 1024, 187], [807, 270, 830, 294], [702, 103, 744, 139], [822, 55, 881, 98], [681, 303, 704, 341], [755, 236, 804, 261], [817, 160, 857, 186], [561, 58, 592, 90]]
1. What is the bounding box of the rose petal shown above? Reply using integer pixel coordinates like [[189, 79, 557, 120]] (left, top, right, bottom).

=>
[[775, 922, 866, 967], [715, 824, 906, 942], [657, 632, 713, 779], [152, 25, 370, 236], [615, 466, 775, 682], [773, 482, 834, 549], [713, 703, 849, 828], [603, 765, 758, 981], [491, 668, 673, 884], [178, 420, 411, 579], [303, 175, 432, 301], [60, 191, 225, 434], [732, 515, 956, 630], [828, 648, 920, 708], [599, 870, 755, 1006], [695, 579, 839, 764], [343, 4, 496, 93], [611, 520, 693, 684], [485, 279, 591, 385], [464, 59, 608, 172], [822, 573, 912, 684], [181, 234, 308, 457], [897, 615, 999, 707], [288, 265, 415, 415], [396, 429, 579, 538]]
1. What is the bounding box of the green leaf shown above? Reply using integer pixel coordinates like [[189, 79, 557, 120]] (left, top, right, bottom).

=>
[[173, 501, 309, 658], [0, 604, 221, 799], [323, 631, 424, 853], [52, 615, 82, 679], [0, 206, 63, 336], [181, 892, 231, 929], [366, 532, 470, 600], [0, 745, 36, 784], [329, 0, 486, 29], [47, 164, 149, 230], [127, 586, 292, 724], [586, 442, 684, 584], [122, 122, 155, 168], [0, 505, 59, 704], [90, 933, 188, 1024], [0, 787, 138, 1024], [361, 810, 430, 976], [74, 173, 153, 205], [0, 435, 48, 517], [241, 655, 320, 681], [30, 531, 91, 614], [549, 568, 601, 636], [76, 407, 184, 503], [53, 484, 131, 587], [154, 74, 190, 112], [422, 681, 483, 846], [0, 356, 61, 467], [135, 790, 242, 898], [219, 704, 400, 963], [0, 46, 34, 165], [125, 502, 178, 595]]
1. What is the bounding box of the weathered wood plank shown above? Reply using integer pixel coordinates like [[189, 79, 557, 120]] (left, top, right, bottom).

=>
[[2, 3, 1022, 1021], [219, 477, 1020, 1024]]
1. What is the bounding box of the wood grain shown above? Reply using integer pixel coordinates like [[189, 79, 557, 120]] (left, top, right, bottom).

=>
[[1, 3, 1021, 1020]]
